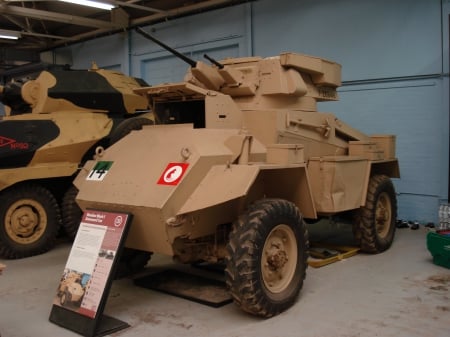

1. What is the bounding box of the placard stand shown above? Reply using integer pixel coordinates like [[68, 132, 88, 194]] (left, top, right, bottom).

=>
[[49, 209, 132, 337]]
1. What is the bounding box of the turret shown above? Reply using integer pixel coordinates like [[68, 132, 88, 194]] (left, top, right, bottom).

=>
[[135, 27, 341, 112], [0, 79, 32, 115], [0, 65, 149, 116], [134, 27, 369, 153]]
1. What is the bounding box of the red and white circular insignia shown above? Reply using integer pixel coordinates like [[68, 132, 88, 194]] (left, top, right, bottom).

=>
[[157, 163, 189, 185]]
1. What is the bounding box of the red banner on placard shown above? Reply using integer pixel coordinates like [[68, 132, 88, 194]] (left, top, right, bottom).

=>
[[157, 162, 189, 185]]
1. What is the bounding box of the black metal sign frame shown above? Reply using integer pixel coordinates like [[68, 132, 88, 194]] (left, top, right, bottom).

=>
[[49, 209, 132, 337]]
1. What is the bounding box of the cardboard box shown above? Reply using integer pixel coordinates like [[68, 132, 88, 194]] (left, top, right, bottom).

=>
[[371, 135, 396, 159], [349, 141, 384, 160]]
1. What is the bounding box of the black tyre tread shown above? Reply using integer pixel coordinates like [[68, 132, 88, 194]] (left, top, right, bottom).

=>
[[0, 184, 61, 259], [61, 185, 82, 240], [109, 117, 154, 145], [358, 175, 397, 253], [115, 248, 152, 279], [225, 198, 309, 318]]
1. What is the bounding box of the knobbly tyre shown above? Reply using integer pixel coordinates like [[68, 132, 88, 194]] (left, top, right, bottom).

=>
[[0, 63, 154, 259], [73, 28, 400, 318]]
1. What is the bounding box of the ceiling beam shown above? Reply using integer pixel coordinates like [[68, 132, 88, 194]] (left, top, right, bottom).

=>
[[0, 3, 121, 29], [21, 31, 78, 41], [49, 0, 246, 48], [132, 0, 240, 26], [2, 0, 166, 14], [1, 13, 30, 31], [115, 1, 165, 13]]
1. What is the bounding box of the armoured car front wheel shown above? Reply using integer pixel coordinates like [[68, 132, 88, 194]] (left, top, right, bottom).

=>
[[0, 184, 61, 259], [225, 199, 309, 318]]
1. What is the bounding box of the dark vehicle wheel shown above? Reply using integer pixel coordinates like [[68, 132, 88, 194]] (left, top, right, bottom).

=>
[[225, 199, 309, 318], [109, 117, 154, 145], [115, 248, 152, 279], [353, 175, 397, 253], [61, 185, 83, 240], [0, 184, 61, 259]]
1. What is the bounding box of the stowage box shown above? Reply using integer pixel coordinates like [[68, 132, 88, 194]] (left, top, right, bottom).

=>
[[427, 231, 450, 269]]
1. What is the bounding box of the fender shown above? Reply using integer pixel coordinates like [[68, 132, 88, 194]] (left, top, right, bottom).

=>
[[0, 163, 79, 191], [360, 159, 400, 205], [0, 120, 60, 169], [177, 163, 316, 240], [178, 164, 260, 214]]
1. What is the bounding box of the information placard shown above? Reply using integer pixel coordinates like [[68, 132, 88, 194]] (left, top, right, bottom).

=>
[[49, 209, 132, 337]]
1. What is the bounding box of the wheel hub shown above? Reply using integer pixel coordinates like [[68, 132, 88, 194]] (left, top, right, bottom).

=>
[[262, 224, 297, 293], [375, 192, 392, 237], [5, 200, 46, 244], [266, 242, 288, 270]]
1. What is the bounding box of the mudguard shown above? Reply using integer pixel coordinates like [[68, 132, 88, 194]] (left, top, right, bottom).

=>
[[178, 164, 260, 214], [0, 120, 59, 168]]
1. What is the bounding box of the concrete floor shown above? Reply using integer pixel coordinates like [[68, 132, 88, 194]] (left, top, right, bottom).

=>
[[0, 223, 449, 337]]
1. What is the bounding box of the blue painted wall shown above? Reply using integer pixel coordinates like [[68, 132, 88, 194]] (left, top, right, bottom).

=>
[[253, 0, 441, 81], [55, 0, 449, 223]]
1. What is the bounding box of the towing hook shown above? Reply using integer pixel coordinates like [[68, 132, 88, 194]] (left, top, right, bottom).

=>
[[94, 146, 105, 159]]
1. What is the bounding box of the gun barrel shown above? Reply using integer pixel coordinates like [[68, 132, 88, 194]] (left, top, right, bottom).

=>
[[135, 27, 197, 68], [204, 54, 224, 69]]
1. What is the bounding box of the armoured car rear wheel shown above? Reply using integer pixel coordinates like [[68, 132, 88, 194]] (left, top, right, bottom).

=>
[[354, 175, 397, 253], [225, 199, 309, 318], [0, 184, 61, 259]]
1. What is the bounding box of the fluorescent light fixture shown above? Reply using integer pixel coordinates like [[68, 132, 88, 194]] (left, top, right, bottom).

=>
[[0, 29, 21, 40], [59, 0, 115, 10]]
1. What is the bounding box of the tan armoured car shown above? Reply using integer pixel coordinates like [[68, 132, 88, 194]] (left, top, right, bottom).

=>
[[74, 28, 400, 318], [0, 64, 153, 259]]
